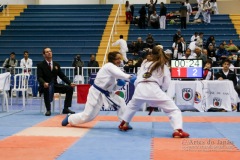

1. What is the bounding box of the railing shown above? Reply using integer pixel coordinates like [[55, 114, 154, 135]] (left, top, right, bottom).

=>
[[1, 66, 240, 86], [102, 1, 123, 66]]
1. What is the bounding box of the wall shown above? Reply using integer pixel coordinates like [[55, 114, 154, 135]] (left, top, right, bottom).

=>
[[218, 0, 240, 14], [1, 0, 36, 4], [3, 0, 167, 5]]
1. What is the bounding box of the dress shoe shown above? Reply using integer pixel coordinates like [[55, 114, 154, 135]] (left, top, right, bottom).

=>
[[62, 114, 71, 126], [45, 111, 51, 116], [62, 108, 75, 114], [172, 129, 190, 138]]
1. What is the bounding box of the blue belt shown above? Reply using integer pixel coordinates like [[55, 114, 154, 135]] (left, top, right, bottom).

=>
[[93, 83, 120, 110]]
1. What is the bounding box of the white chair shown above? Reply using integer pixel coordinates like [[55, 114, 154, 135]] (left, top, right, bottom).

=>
[[11, 73, 30, 109], [0, 72, 11, 112], [74, 75, 84, 84], [40, 93, 63, 114]]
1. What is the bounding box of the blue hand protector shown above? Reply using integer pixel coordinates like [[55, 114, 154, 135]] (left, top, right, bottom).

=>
[[129, 75, 137, 84], [117, 79, 126, 86]]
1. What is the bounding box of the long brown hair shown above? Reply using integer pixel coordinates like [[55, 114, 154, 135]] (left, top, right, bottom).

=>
[[149, 45, 169, 74], [108, 51, 120, 63]]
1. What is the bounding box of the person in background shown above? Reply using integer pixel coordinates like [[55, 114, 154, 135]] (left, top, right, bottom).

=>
[[146, 33, 155, 49], [87, 54, 99, 76], [124, 59, 135, 73], [135, 37, 146, 58], [179, 2, 188, 29], [20, 51, 33, 96], [181, 48, 195, 59], [203, 59, 213, 80], [215, 59, 237, 86], [210, 0, 218, 14], [202, 0, 212, 24], [196, 32, 204, 48], [216, 43, 229, 61], [150, 10, 159, 29], [173, 29, 181, 43], [194, 0, 203, 20], [195, 46, 207, 65], [205, 35, 215, 49], [72, 54, 84, 76], [134, 57, 144, 73], [112, 35, 129, 64], [138, 5, 147, 29], [159, 2, 167, 29], [225, 40, 239, 52], [20, 51, 32, 74], [207, 43, 217, 62], [37, 47, 76, 116], [190, 32, 199, 42], [146, 0, 158, 26], [125, 1, 132, 24], [3, 52, 18, 75], [185, 0, 192, 23]]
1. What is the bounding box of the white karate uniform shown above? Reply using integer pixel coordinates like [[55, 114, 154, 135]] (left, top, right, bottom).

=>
[[194, 0, 203, 20], [202, 0, 212, 23], [20, 58, 33, 73], [210, 1, 218, 14], [190, 35, 199, 42], [159, 16, 166, 29], [112, 39, 129, 63], [185, 2, 192, 23], [121, 60, 183, 130], [68, 63, 130, 126]]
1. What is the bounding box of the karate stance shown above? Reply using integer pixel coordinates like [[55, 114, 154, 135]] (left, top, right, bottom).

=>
[[62, 51, 136, 126], [118, 45, 190, 138]]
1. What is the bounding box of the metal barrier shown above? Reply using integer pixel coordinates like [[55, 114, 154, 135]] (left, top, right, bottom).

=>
[[102, 2, 123, 66], [1, 66, 240, 89]]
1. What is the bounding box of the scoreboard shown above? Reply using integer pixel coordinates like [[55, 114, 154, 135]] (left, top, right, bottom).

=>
[[171, 59, 203, 79]]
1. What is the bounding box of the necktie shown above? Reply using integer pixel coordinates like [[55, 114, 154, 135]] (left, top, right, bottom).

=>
[[48, 62, 51, 70]]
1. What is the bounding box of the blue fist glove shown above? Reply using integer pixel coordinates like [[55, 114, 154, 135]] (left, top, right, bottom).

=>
[[117, 79, 126, 86], [129, 75, 137, 84]]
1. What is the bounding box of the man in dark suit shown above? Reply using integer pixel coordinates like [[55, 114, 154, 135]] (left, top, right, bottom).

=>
[[37, 47, 76, 116]]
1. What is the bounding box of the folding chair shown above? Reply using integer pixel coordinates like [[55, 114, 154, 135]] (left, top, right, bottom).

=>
[[39, 91, 63, 114], [10, 73, 30, 109]]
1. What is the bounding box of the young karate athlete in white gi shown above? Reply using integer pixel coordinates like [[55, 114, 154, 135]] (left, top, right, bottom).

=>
[[119, 45, 190, 138], [62, 51, 136, 126]]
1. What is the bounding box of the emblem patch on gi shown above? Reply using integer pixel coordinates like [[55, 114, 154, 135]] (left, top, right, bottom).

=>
[[182, 88, 193, 101], [143, 72, 152, 78], [213, 97, 222, 107]]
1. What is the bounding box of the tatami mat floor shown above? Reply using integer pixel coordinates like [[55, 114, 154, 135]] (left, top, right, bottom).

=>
[[0, 97, 240, 160]]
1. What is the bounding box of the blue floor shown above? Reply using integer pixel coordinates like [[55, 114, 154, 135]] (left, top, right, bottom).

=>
[[0, 97, 240, 160]]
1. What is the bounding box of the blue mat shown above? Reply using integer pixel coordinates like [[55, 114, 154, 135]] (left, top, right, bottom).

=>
[[57, 122, 152, 160], [212, 123, 240, 149]]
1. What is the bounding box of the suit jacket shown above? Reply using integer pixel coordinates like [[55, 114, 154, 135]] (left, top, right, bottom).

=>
[[37, 60, 71, 86]]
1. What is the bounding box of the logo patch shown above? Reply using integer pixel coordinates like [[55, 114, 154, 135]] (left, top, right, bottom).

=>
[[194, 92, 201, 104], [182, 88, 193, 101], [213, 97, 222, 107]]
